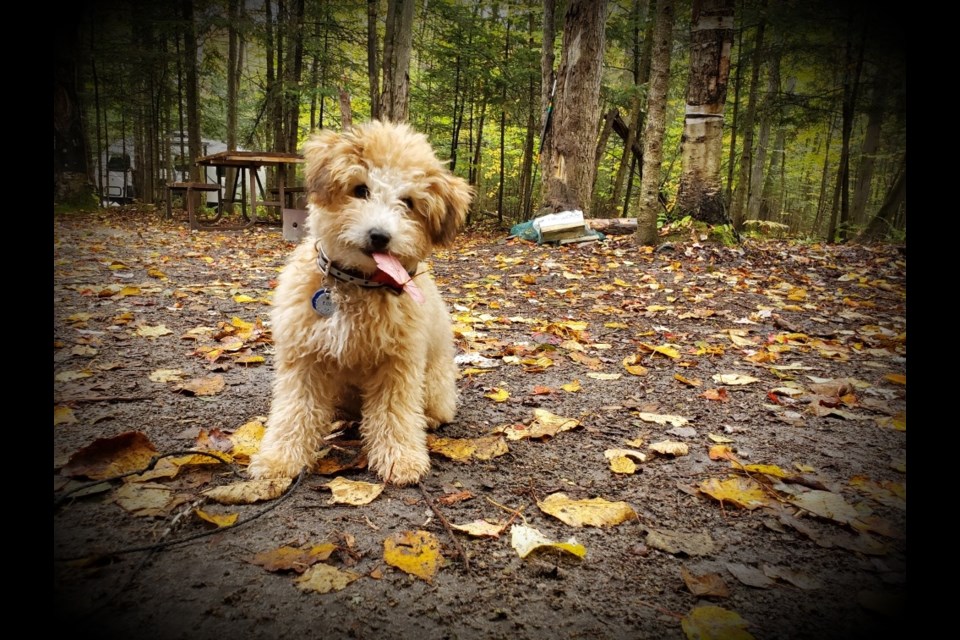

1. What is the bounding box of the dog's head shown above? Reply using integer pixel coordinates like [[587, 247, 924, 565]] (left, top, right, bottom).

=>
[[302, 120, 473, 275]]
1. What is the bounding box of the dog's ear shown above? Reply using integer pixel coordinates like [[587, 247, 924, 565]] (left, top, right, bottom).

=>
[[302, 129, 362, 207], [427, 172, 473, 247]]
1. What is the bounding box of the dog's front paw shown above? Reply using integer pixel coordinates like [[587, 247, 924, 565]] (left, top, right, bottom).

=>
[[247, 451, 311, 479], [372, 448, 431, 486]]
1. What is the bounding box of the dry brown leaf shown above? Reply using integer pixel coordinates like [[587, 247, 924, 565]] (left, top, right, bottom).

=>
[[681, 565, 731, 597], [61, 431, 158, 480], [174, 374, 226, 396], [252, 543, 337, 573]]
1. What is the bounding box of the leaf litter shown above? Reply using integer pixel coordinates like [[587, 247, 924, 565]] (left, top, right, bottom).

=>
[[54, 212, 907, 640]]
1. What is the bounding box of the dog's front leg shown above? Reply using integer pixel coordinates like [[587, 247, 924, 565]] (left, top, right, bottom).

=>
[[360, 358, 431, 486], [248, 358, 338, 479]]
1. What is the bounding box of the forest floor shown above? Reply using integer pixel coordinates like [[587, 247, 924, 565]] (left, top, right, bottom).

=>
[[53, 207, 907, 640]]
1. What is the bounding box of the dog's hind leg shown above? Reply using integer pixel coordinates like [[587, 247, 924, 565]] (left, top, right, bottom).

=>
[[423, 353, 458, 428], [359, 358, 432, 486], [248, 358, 339, 479]]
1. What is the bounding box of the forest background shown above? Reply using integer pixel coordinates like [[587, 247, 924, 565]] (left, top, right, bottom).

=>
[[53, 0, 906, 245]]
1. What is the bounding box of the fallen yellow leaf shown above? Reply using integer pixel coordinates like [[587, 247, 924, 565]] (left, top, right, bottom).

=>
[[295, 563, 361, 593], [636, 412, 689, 427], [649, 440, 689, 456], [54, 405, 77, 426], [112, 482, 174, 516], [485, 387, 510, 402], [699, 476, 771, 510], [135, 324, 173, 338], [427, 434, 509, 461], [451, 520, 507, 538], [623, 354, 649, 376], [681, 604, 755, 640], [202, 477, 292, 505], [174, 374, 226, 396], [509, 524, 586, 559], [326, 477, 384, 505], [228, 420, 265, 462], [195, 508, 239, 528], [561, 379, 583, 392], [712, 373, 760, 385], [537, 492, 637, 527], [383, 530, 443, 582]]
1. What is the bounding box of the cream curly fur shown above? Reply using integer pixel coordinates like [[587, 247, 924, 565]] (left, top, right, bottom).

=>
[[247, 121, 472, 486]]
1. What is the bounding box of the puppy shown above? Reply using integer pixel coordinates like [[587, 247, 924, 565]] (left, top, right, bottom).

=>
[[248, 121, 473, 486]]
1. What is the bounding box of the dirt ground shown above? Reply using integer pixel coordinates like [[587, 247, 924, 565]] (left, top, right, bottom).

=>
[[53, 208, 907, 640]]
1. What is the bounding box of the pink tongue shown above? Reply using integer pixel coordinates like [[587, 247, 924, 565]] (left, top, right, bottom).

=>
[[372, 253, 424, 303]]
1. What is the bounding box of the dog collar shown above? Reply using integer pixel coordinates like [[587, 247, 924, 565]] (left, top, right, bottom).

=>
[[315, 241, 408, 294]]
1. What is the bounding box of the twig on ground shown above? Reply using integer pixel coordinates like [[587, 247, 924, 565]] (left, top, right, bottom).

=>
[[54, 450, 239, 506], [484, 497, 528, 525], [54, 466, 307, 562], [419, 482, 471, 575]]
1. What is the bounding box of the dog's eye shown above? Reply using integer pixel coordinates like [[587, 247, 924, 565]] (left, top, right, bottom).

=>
[[352, 184, 369, 199], [401, 197, 415, 210]]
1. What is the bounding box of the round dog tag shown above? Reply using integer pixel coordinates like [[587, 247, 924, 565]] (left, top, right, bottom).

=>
[[311, 288, 336, 317]]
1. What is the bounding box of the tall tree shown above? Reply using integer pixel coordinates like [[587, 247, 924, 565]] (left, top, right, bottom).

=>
[[729, 0, 765, 228], [857, 154, 905, 242], [607, 0, 652, 218], [674, 0, 735, 224], [381, 0, 415, 122], [182, 0, 202, 181], [541, 0, 609, 214], [55, 9, 96, 207], [826, 6, 866, 243], [636, 0, 674, 245], [367, 0, 381, 121]]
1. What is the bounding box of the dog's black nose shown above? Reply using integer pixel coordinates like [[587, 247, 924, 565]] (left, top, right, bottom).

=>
[[368, 229, 391, 251]]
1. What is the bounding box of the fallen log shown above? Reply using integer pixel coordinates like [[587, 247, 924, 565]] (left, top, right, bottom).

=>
[[586, 218, 638, 235]]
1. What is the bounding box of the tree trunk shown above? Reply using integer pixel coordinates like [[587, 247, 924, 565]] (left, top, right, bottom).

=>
[[729, 0, 765, 228], [54, 6, 96, 207], [827, 8, 866, 244], [497, 12, 510, 225], [540, 0, 557, 170], [519, 11, 537, 219], [541, 0, 608, 215], [382, 0, 415, 123], [724, 0, 745, 207], [283, 0, 305, 153], [608, 0, 651, 218], [367, 0, 380, 120], [182, 0, 202, 182], [746, 42, 775, 222], [856, 156, 905, 242], [636, 0, 674, 245], [675, 0, 735, 225], [851, 73, 885, 225]]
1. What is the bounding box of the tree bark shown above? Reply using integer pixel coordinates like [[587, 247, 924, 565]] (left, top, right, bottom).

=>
[[636, 0, 674, 245], [851, 73, 885, 225], [675, 0, 735, 225], [541, 0, 608, 215], [367, 0, 380, 120], [608, 0, 651, 218], [827, 7, 866, 243], [856, 156, 905, 242], [382, 0, 415, 123], [729, 0, 765, 228], [54, 6, 96, 207], [182, 0, 202, 182]]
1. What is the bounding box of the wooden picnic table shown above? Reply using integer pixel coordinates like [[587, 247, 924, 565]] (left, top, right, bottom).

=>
[[190, 150, 305, 230]]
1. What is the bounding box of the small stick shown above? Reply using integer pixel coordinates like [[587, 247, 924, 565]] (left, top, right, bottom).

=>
[[419, 483, 471, 575], [484, 496, 528, 524]]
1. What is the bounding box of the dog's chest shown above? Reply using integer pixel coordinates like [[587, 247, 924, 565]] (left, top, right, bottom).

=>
[[313, 288, 413, 365]]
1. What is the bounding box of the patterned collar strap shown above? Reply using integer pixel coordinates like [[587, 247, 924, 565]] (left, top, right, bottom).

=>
[[315, 241, 402, 293]]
